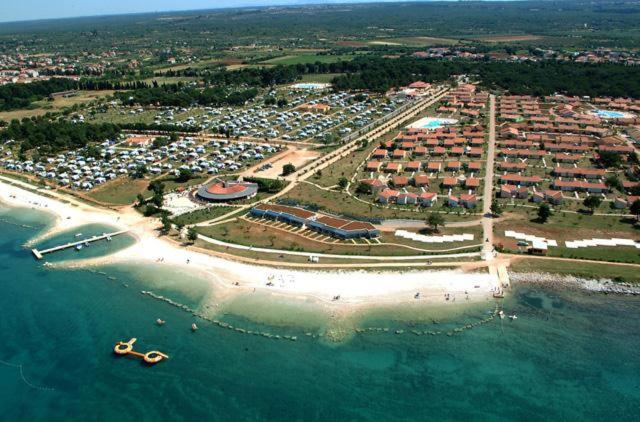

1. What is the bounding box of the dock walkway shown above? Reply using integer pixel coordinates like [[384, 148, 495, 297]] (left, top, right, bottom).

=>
[[32, 230, 130, 259]]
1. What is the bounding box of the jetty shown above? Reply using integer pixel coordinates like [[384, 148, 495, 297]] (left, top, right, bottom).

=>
[[31, 230, 130, 259], [113, 338, 168, 365]]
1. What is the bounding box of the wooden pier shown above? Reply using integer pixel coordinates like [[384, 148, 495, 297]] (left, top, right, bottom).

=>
[[31, 229, 130, 259]]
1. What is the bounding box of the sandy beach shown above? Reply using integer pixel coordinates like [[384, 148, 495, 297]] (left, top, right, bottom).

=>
[[0, 176, 501, 309]]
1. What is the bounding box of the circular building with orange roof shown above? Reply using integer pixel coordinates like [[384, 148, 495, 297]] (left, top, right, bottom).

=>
[[196, 180, 258, 202]]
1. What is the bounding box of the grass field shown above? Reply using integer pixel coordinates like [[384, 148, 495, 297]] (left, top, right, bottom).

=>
[[495, 210, 640, 264], [470, 34, 544, 43], [86, 177, 149, 205], [368, 36, 459, 47], [261, 54, 355, 65], [509, 258, 640, 283], [196, 217, 480, 256], [282, 183, 476, 222], [171, 206, 236, 226], [0, 90, 115, 121]]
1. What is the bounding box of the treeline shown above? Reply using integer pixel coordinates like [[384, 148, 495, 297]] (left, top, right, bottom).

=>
[[331, 57, 640, 98], [159, 62, 357, 87], [0, 78, 159, 112], [114, 85, 258, 107], [1, 118, 120, 156], [0, 78, 78, 111]]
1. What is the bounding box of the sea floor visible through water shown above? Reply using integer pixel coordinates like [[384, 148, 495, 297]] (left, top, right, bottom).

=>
[[1, 204, 639, 420]]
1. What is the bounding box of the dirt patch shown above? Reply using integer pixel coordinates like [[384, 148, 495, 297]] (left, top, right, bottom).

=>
[[336, 41, 368, 48], [241, 146, 320, 180]]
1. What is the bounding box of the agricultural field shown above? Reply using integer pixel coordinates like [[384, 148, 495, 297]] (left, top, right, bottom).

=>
[[260, 54, 355, 66]]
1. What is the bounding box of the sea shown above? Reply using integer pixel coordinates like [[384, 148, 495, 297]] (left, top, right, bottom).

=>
[[1, 204, 639, 421]]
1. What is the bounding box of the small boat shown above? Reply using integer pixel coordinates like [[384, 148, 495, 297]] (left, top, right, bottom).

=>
[[493, 290, 505, 299], [74, 233, 83, 237], [498, 310, 505, 319], [84, 241, 90, 247], [509, 314, 518, 321], [191, 323, 198, 332], [106, 236, 112, 241], [75, 244, 83, 251], [156, 319, 165, 326]]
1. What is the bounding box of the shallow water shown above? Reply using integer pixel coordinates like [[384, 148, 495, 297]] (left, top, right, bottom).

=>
[[1, 205, 639, 420]]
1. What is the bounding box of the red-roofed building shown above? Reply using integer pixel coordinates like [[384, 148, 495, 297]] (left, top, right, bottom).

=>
[[413, 174, 430, 187], [418, 192, 438, 207], [391, 176, 409, 187], [442, 177, 459, 188], [397, 192, 419, 205], [378, 189, 400, 204], [384, 162, 402, 173], [465, 177, 480, 189]]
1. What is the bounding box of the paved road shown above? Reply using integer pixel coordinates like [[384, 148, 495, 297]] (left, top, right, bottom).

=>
[[482, 94, 497, 260]]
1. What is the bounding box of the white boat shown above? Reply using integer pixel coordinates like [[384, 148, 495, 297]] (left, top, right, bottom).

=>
[[74, 233, 83, 237], [75, 244, 83, 251], [156, 319, 166, 326], [498, 310, 505, 319], [509, 314, 518, 321], [191, 323, 198, 332]]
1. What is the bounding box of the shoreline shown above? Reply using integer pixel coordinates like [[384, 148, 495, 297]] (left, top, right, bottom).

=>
[[0, 177, 502, 311], [509, 272, 640, 296]]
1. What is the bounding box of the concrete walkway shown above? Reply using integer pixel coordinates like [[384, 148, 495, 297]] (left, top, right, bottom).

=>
[[482, 94, 497, 261]]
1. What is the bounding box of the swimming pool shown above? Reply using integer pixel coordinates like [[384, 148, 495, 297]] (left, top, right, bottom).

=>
[[291, 83, 331, 90], [593, 109, 627, 119], [407, 117, 458, 130]]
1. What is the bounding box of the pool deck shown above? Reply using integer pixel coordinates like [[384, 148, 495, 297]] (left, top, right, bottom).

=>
[[406, 116, 458, 130]]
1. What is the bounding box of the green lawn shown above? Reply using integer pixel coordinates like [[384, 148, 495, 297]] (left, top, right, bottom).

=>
[[171, 206, 236, 226], [261, 54, 354, 65], [196, 218, 480, 256], [549, 246, 640, 265], [86, 178, 150, 205], [282, 183, 477, 222]]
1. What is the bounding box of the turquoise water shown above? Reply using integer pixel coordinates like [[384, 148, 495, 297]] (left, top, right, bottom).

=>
[[595, 109, 626, 119], [418, 118, 456, 129], [422, 120, 446, 129], [1, 205, 640, 420]]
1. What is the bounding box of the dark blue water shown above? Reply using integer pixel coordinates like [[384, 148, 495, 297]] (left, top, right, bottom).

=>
[[1, 205, 639, 420]]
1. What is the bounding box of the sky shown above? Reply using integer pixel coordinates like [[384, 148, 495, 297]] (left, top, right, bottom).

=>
[[0, 0, 408, 23]]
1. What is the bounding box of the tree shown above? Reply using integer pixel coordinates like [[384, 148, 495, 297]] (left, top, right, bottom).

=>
[[537, 204, 551, 223], [630, 199, 640, 222], [355, 181, 372, 195], [148, 180, 165, 195], [152, 192, 164, 208], [597, 151, 621, 168], [427, 213, 445, 232], [605, 175, 623, 192], [338, 177, 349, 190], [160, 215, 172, 234], [282, 163, 296, 176], [176, 168, 193, 183], [490, 200, 502, 216], [187, 227, 198, 243], [135, 193, 146, 207], [583, 195, 602, 213]]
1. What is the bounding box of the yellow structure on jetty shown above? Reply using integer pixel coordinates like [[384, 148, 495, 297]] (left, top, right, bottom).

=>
[[113, 338, 168, 365]]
